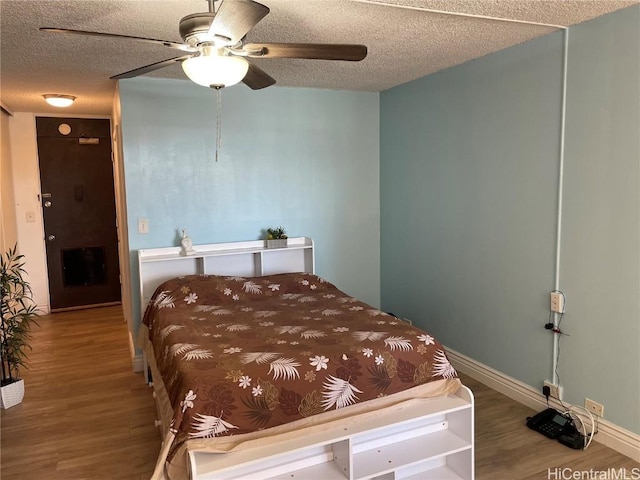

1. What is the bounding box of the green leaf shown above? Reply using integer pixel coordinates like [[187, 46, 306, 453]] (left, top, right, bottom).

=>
[[1, 243, 40, 382]]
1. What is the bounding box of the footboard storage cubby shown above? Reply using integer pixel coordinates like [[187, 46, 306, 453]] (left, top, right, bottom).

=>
[[188, 385, 474, 480]]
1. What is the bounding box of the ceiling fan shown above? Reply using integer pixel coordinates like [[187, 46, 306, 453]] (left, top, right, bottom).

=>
[[40, 0, 368, 90]]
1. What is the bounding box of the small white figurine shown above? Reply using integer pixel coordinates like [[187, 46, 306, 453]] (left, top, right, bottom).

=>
[[181, 228, 195, 256]]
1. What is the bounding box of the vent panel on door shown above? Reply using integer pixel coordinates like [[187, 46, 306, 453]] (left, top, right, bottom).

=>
[[62, 247, 107, 287]]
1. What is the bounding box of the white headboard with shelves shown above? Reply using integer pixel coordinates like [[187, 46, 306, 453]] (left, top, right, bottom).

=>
[[137, 237, 314, 317]]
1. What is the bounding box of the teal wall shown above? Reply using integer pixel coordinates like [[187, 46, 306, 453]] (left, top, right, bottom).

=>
[[560, 7, 639, 434], [119, 79, 380, 337], [380, 29, 562, 392], [380, 5, 639, 435]]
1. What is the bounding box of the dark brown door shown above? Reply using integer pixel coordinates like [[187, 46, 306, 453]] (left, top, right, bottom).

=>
[[36, 117, 121, 310]]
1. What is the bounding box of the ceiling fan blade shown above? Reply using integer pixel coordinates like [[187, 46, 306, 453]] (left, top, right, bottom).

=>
[[110, 55, 193, 80], [242, 61, 276, 90], [209, 0, 270, 45], [40, 27, 195, 52], [244, 43, 367, 61]]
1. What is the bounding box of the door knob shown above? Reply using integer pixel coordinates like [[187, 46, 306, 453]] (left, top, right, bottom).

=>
[[47, 235, 56, 241], [44, 201, 52, 208]]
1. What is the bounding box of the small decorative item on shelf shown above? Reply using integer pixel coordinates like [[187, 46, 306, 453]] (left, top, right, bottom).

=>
[[266, 226, 288, 248], [180, 228, 195, 256]]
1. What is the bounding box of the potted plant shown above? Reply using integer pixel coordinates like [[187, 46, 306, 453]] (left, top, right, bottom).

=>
[[266, 226, 288, 248], [0, 245, 39, 409]]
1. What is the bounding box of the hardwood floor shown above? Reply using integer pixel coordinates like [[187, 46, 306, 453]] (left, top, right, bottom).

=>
[[0, 306, 159, 480], [460, 373, 639, 479], [1, 306, 637, 479]]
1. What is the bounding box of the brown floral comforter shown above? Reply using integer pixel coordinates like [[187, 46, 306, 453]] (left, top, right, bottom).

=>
[[142, 273, 458, 460]]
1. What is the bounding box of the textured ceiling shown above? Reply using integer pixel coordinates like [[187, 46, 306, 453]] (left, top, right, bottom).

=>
[[1, 0, 637, 115]]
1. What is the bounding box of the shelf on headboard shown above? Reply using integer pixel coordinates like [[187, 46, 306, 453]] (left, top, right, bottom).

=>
[[138, 237, 315, 319]]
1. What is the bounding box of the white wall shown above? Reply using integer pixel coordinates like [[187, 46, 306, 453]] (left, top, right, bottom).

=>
[[1, 109, 18, 252], [7, 113, 49, 312], [111, 84, 136, 360]]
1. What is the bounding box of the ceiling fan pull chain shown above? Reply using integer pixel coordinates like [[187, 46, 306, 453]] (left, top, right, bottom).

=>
[[215, 86, 222, 162]]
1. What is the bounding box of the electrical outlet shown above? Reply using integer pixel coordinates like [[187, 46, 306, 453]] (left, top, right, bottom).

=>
[[543, 380, 562, 400], [550, 292, 564, 313], [585, 398, 604, 417]]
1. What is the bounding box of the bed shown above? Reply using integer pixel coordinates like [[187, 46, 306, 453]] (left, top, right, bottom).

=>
[[137, 238, 474, 480]]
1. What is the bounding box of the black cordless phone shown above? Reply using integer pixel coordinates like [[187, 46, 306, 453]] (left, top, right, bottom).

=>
[[526, 408, 571, 439]]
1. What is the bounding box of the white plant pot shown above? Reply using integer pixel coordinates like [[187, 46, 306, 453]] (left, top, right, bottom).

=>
[[1, 379, 25, 409], [266, 239, 288, 249]]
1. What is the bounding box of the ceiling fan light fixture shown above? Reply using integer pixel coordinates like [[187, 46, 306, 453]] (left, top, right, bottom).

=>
[[182, 54, 249, 88], [43, 94, 76, 107]]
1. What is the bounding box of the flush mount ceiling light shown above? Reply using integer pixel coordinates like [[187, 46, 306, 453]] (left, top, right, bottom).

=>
[[43, 94, 76, 107], [181, 47, 249, 89]]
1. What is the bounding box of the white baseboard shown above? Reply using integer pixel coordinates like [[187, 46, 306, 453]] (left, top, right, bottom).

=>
[[132, 353, 144, 373], [446, 347, 640, 463], [128, 330, 145, 373]]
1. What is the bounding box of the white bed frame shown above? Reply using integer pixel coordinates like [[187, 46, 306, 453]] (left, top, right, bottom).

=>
[[138, 237, 474, 480]]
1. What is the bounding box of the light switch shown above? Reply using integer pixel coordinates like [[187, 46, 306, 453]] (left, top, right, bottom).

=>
[[138, 218, 149, 234]]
